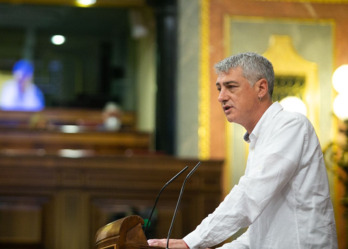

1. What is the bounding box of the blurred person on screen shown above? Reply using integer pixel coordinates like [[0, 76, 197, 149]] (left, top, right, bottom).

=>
[[0, 59, 44, 111]]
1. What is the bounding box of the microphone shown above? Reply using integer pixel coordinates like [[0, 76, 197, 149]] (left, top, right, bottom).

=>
[[144, 165, 189, 234], [166, 161, 201, 249]]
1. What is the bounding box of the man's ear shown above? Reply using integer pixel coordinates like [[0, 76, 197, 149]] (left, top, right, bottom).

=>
[[255, 78, 269, 98]]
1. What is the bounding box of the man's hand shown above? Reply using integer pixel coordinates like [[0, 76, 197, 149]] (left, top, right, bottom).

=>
[[147, 239, 189, 249]]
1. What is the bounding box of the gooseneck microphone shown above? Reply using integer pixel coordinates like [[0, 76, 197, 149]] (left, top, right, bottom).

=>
[[166, 161, 201, 249], [144, 166, 189, 234]]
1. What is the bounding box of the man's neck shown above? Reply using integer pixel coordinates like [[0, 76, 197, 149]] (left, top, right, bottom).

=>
[[245, 101, 273, 134]]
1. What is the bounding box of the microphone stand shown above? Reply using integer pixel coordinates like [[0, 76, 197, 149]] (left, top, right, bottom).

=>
[[166, 162, 201, 249], [144, 166, 189, 235]]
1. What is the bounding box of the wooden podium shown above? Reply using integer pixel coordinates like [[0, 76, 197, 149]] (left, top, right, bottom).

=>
[[95, 215, 160, 249]]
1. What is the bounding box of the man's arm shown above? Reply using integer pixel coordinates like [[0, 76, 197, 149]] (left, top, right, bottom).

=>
[[218, 229, 249, 249]]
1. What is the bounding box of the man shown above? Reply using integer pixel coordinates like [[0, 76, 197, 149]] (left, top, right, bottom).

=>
[[0, 59, 45, 111], [148, 52, 337, 248]]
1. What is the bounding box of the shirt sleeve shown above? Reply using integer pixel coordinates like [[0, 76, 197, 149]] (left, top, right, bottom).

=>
[[218, 229, 250, 249], [183, 114, 308, 249]]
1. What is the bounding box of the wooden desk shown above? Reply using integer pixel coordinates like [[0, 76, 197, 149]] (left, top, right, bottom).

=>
[[95, 215, 150, 249]]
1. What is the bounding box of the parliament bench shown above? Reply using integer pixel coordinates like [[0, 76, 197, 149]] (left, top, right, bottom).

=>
[[0, 128, 152, 156], [0, 108, 151, 156], [0, 108, 136, 130]]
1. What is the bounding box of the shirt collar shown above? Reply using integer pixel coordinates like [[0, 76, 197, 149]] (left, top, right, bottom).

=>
[[243, 102, 283, 144]]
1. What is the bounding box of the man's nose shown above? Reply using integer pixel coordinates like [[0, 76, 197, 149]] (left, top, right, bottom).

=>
[[217, 89, 227, 103]]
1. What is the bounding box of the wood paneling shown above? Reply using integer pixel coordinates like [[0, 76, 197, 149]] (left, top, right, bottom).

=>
[[0, 155, 223, 249]]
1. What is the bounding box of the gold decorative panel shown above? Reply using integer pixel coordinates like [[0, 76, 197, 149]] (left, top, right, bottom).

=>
[[273, 75, 306, 101], [263, 35, 320, 133]]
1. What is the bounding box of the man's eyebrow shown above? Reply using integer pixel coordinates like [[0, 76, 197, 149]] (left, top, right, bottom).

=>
[[216, 81, 237, 86]]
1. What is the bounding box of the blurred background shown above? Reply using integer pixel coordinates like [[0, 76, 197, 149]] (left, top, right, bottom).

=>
[[0, 0, 348, 248]]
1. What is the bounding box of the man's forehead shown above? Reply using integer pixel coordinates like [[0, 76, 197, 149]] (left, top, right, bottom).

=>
[[216, 70, 241, 84]]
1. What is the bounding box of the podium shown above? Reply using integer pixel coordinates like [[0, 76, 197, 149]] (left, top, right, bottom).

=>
[[95, 215, 159, 249]]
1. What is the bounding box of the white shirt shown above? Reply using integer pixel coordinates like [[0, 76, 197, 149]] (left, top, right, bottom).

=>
[[184, 102, 337, 249]]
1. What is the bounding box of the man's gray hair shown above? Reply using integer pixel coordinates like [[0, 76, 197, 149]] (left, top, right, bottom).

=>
[[214, 52, 274, 97]]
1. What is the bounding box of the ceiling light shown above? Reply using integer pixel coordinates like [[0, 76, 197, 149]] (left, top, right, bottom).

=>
[[51, 35, 66, 45], [76, 0, 96, 7]]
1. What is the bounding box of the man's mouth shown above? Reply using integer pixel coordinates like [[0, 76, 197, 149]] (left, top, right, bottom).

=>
[[223, 105, 231, 112]]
